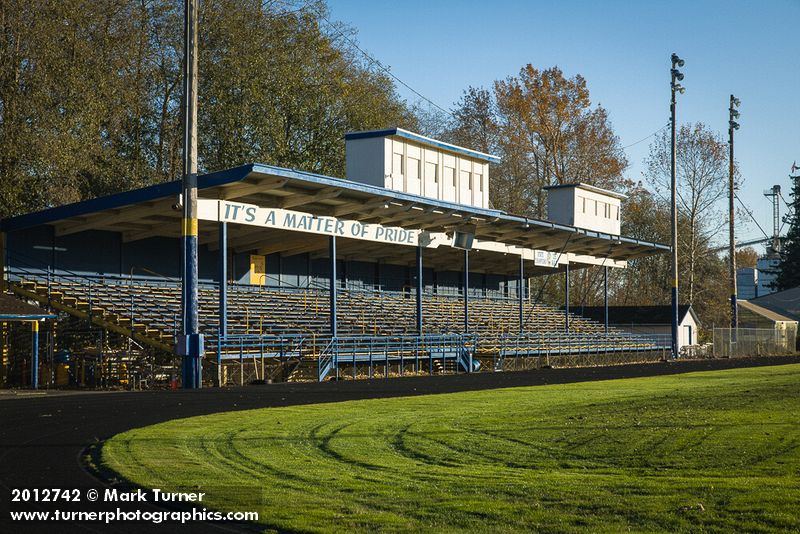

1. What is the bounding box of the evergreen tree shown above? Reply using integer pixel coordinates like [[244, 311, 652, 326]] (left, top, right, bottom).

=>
[[776, 175, 800, 290]]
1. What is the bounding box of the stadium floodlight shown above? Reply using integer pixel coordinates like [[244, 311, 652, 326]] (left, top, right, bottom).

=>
[[728, 94, 741, 331], [668, 52, 685, 360]]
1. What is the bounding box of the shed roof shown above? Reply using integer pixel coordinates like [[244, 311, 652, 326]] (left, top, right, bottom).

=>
[[750, 286, 800, 321], [739, 300, 798, 324], [577, 305, 697, 326]]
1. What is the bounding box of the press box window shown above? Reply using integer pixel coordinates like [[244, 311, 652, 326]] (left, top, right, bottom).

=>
[[445, 166, 456, 187], [392, 152, 404, 176], [460, 170, 471, 189]]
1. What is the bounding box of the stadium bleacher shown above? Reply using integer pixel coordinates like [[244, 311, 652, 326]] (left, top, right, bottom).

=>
[[8, 269, 669, 383]]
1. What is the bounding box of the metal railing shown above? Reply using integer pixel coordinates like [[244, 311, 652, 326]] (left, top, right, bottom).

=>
[[315, 334, 478, 381]]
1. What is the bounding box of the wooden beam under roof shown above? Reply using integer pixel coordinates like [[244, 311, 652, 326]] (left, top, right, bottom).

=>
[[333, 196, 390, 217], [254, 236, 327, 256], [279, 187, 343, 209], [219, 177, 289, 200], [54, 200, 174, 236], [121, 215, 182, 242]]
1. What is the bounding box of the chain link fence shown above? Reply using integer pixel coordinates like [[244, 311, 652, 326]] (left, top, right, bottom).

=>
[[713, 326, 797, 358]]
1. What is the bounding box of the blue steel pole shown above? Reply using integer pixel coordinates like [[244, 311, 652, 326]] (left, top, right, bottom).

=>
[[31, 321, 39, 389], [180, 0, 202, 388], [416, 246, 423, 335], [603, 266, 609, 335], [518, 255, 524, 333], [463, 250, 469, 333], [217, 221, 227, 387], [564, 263, 570, 333], [329, 235, 337, 337]]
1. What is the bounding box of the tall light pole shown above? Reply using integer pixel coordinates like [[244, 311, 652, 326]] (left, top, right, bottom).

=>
[[728, 95, 740, 329], [180, 0, 202, 388], [670, 53, 685, 359]]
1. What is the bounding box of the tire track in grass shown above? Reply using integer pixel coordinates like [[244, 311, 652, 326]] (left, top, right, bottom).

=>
[[114, 435, 171, 487], [213, 428, 318, 489], [308, 420, 386, 472], [387, 425, 459, 468]]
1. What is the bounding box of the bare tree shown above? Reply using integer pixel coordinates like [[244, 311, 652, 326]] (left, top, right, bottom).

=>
[[644, 123, 733, 303]]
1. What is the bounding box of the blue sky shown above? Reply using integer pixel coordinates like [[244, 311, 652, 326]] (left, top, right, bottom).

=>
[[328, 0, 799, 248]]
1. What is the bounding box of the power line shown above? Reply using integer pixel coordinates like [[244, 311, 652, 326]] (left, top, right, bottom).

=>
[[312, 7, 454, 118], [734, 192, 770, 240], [620, 123, 670, 150]]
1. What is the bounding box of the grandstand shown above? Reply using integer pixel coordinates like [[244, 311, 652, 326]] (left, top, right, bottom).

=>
[[0, 129, 670, 387]]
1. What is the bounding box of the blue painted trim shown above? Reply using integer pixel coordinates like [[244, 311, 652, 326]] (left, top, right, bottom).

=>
[[416, 246, 423, 335], [565, 263, 570, 333], [0, 165, 253, 232], [0, 314, 57, 320], [31, 324, 39, 389], [329, 236, 337, 337], [463, 250, 469, 334], [344, 128, 501, 163]]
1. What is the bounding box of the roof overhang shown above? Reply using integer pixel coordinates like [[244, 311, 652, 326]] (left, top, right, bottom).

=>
[[0, 163, 668, 274]]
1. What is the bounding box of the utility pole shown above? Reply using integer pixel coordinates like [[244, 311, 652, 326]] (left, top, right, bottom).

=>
[[179, 0, 202, 388], [669, 53, 685, 359], [728, 95, 740, 329]]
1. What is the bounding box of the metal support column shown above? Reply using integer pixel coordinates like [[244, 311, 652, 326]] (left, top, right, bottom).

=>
[[31, 321, 39, 389], [217, 221, 227, 387], [179, 0, 202, 388], [416, 246, 423, 335], [329, 236, 338, 337], [603, 266, 609, 335], [518, 255, 524, 333], [463, 250, 469, 333], [564, 263, 570, 332]]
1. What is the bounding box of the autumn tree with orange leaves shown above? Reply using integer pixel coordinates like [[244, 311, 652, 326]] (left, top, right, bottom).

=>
[[448, 65, 628, 217]]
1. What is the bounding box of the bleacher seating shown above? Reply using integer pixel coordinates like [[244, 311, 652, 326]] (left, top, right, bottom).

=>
[[9, 272, 667, 376]]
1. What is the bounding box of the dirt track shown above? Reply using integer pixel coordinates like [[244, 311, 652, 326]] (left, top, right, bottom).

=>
[[2, 355, 799, 534]]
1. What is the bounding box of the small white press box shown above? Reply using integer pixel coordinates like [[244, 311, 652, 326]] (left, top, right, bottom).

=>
[[543, 183, 625, 235], [345, 128, 500, 209]]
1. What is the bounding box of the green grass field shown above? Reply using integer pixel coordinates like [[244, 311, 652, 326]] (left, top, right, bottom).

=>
[[102, 364, 800, 533]]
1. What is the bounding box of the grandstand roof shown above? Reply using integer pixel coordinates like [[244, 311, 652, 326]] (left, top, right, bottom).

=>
[[0, 163, 669, 274]]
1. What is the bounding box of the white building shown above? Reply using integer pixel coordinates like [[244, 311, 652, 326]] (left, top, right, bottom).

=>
[[345, 128, 499, 209], [543, 183, 625, 235]]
